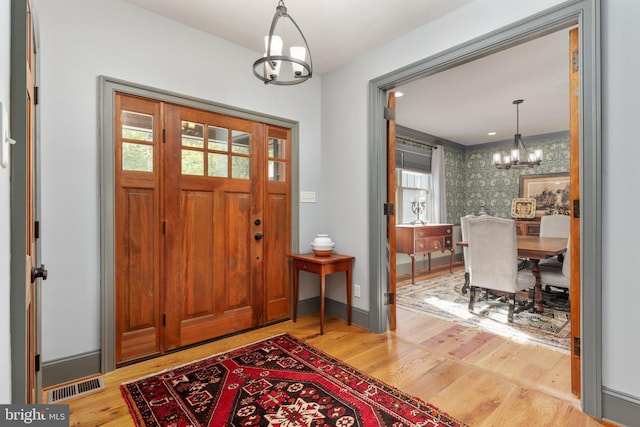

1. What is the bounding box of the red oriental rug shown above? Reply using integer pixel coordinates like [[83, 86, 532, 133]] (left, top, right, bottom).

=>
[[121, 333, 465, 427]]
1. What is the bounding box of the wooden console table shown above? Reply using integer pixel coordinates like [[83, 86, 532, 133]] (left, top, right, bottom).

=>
[[290, 253, 355, 335], [515, 219, 541, 236], [396, 224, 454, 284]]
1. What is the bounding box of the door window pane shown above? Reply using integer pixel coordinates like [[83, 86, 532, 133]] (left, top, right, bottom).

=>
[[231, 130, 250, 154], [182, 149, 204, 175], [208, 126, 228, 151], [181, 121, 204, 148], [208, 153, 228, 177], [268, 137, 286, 159], [232, 156, 250, 179], [122, 142, 153, 172], [268, 161, 286, 181], [122, 111, 153, 141]]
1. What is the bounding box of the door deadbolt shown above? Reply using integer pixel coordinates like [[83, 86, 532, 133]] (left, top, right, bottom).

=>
[[254, 233, 263, 241]]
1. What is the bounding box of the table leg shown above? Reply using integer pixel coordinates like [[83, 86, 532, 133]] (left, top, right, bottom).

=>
[[346, 266, 352, 326], [293, 264, 299, 322], [319, 269, 326, 335], [410, 254, 416, 284], [428, 252, 432, 271], [449, 248, 454, 273], [531, 259, 544, 313]]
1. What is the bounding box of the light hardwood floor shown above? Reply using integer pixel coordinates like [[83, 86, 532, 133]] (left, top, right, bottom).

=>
[[48, 308, 609, 426]]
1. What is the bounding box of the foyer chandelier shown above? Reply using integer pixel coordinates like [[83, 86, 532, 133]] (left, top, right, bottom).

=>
[[493, 99, 542, 169], [252, 0, 313, 85]]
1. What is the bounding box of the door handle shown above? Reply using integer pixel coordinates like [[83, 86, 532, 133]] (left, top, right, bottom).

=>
[[31, 264, 48, 282], [254, 233, 263, 241]]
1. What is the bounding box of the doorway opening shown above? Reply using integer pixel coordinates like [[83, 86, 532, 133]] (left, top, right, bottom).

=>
[[368, 0, 601, 418]]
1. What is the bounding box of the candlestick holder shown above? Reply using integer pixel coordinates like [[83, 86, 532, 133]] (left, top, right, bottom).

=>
[[410, 200, 426, 225]]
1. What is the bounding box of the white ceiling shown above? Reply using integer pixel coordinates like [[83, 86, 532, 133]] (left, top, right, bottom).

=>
[[122, 0, 571, 145], [395, 29, 571, 145]]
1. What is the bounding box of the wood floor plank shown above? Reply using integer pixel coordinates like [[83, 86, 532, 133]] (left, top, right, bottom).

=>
[[48, 303, 603, 427], [481, 386, 580, 427], [430, 367, 517, 425]]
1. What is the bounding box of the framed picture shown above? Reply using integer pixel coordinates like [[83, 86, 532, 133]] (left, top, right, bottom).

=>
[[511, 198, 536, 219], [519, 172, 570, 216]]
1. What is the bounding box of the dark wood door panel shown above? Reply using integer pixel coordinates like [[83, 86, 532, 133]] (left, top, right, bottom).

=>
[[265, 193, 290, 321], [164, 104, 262, 350], [115, 94, 164, 364]]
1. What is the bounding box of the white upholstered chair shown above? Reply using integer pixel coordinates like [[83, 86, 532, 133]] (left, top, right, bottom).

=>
[[459, 214, 476, 294], [467, 216, 536, 322], [539, 237, 571, 290], [539, 214, 571, 267], [540, 214, 571, 238]]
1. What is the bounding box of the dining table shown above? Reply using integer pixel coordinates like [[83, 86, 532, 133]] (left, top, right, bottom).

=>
[[458, 235, 568, 313]]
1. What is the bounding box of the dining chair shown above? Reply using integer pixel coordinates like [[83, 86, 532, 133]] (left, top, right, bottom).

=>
[[467, 216, 536, 322], [539, 237, 571, 309], [459, 214, 476, 294], [539, 214, 570, 268]]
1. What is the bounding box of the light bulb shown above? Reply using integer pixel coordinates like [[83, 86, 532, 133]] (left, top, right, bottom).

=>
[[290, 46, 306, 76], [264, 36, 283, 79]]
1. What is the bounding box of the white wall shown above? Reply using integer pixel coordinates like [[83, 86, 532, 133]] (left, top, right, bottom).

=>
[[36, 0, 322, 362], [601, 0, 640, 399], [1, 0, 13, 405]]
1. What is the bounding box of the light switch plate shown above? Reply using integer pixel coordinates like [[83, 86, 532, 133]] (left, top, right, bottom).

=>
[[300, 191, 316, 203]]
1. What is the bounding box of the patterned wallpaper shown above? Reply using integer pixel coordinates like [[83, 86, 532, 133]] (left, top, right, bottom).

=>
[[444, 133, 570, 224]]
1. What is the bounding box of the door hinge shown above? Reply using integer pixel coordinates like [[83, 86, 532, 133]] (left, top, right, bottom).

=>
[[385, 292, 395, 305], [574, 337, 581, 357], [163, 313, 166, 327], [34, 86, 39, 105], [35, 354, 41, 372], [162, 128, 166, 143], [573, 199, 580, 218], [572, 50, 579, 71], [383, 203, 395, 216], [163, 221, 166, 235], [384, 107, 395, 120], [34, 221, 40, 239]]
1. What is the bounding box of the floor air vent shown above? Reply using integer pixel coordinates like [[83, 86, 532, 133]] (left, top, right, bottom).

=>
[[48, 376, 105, 403]]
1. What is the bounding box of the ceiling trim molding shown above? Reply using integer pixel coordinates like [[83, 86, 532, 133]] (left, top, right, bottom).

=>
[[396, 125, 463, 151], [465, 130, 570, 152]]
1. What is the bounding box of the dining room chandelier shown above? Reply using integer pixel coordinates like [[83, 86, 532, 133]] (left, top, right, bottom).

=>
[[493, 99, 542, 169], [252, 0, 313, 85]]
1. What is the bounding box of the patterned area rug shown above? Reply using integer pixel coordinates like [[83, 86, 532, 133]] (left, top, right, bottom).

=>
[[121, 333, 466, 426], [397, 270, 570, 353]]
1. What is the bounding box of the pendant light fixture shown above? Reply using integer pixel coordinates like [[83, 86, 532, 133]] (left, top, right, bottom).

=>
[[252, 0, 313, 85], [493, 99, 542, 169]]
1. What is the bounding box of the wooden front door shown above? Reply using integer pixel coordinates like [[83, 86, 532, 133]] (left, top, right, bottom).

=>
[[163, 105, 264, 350], [114, 94, 291, 364]]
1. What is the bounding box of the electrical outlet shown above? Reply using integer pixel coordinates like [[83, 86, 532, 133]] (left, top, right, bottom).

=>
[[354, 284, 361, 298]]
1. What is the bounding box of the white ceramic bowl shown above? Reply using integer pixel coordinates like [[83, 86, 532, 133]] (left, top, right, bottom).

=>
[[311, 242, 335, 250], [311, 234, 334, 246]]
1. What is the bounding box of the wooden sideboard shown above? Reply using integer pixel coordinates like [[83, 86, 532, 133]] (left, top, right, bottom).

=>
[[396, 224, 454, 284], [515, 219, 541, 236]]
